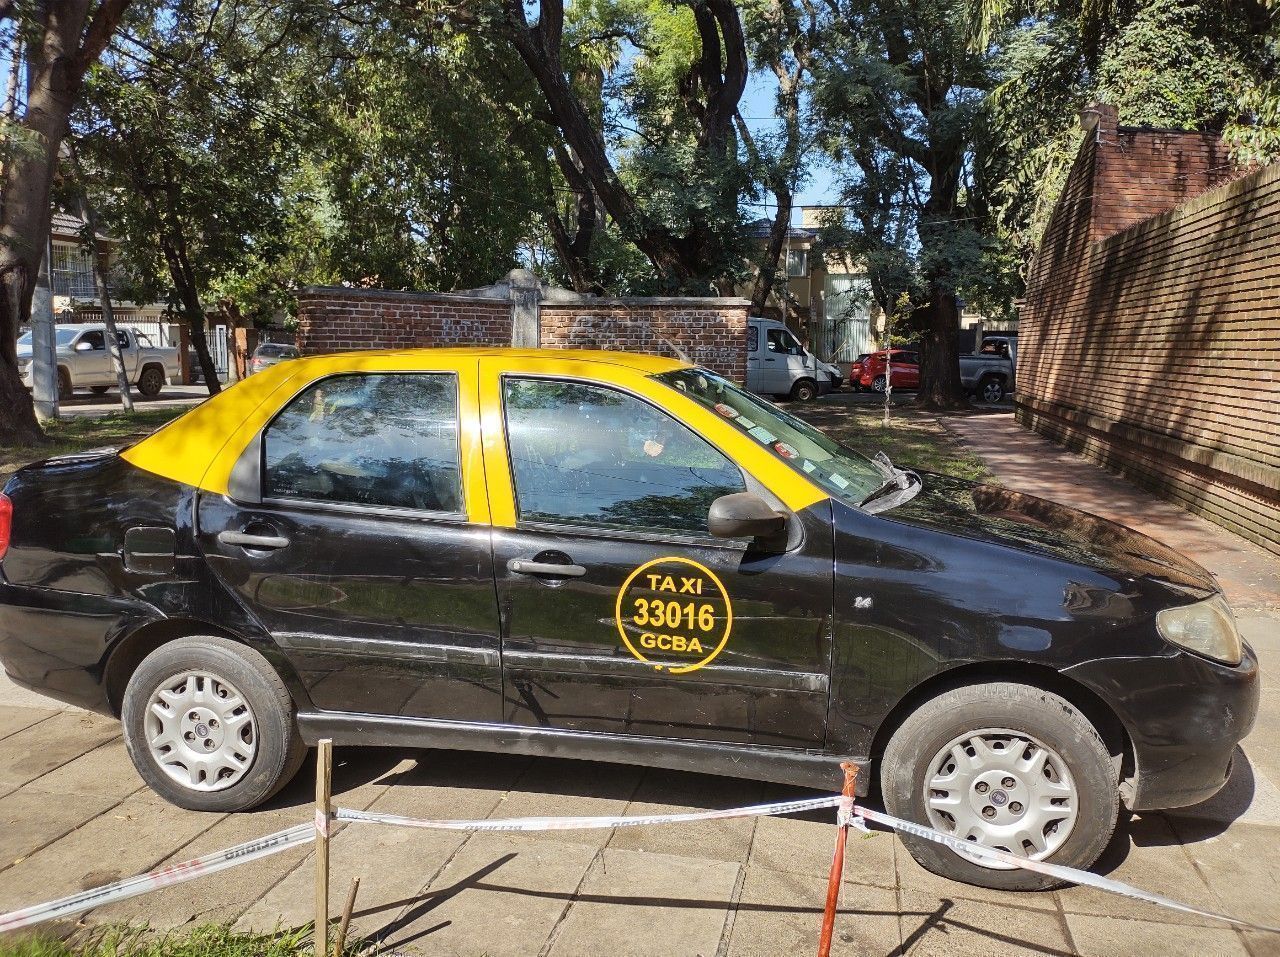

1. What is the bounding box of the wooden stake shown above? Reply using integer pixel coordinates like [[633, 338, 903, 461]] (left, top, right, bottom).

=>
[[816, 762, 859, 957], [315, 739, 333, 957], [332, 877, 360, 957]]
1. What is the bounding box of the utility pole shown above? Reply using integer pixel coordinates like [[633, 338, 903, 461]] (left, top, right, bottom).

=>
[[30, 230, 59, 421]]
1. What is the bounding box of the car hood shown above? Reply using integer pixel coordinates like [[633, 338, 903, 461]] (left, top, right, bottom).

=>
[[882, 472, 1218, 597]]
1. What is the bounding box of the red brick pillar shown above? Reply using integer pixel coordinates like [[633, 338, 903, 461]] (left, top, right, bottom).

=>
[[233, 327, 259, 378]]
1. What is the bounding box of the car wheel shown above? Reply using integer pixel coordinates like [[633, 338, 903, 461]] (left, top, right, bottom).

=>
[[122, 636, 307, 812], [880, 681, 1118, 891], [137, 365, 165, 398], [57, 368, 73, 400], [790, 379, 819, 402], [978, 375, 1005, 404], [91, 385, 110, 395], [872, 375, 887, 394]]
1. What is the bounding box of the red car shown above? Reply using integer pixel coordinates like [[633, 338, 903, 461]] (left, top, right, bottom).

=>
[[853, 349, 920, 392]]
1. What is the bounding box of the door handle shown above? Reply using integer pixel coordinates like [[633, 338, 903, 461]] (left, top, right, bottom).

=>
[[218, 530, 290, 550], [508, 558, 587, 577]]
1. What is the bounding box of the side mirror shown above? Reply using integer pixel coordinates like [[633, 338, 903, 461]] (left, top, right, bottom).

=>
[[74, 340, 94, 352], [708, 492, 788, 540]]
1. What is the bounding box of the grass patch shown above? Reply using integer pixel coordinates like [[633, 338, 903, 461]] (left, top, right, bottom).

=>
[[0, 408, 187, 480], [0, 924, 363, 957], [793, 400, 992, 483]]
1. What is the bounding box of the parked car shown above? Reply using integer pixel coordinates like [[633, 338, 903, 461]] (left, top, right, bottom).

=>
[[17, 324, 180, 399], [745, 316, 829, 401], [853, 348, 920, 393], [0, 348, 1256, 891], [816, 358, 843, 391], [960, 335, 1017, 403], [249, 342, 300, 375]]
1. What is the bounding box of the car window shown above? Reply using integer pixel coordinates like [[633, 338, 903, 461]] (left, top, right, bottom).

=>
[[767, 328, 802, 356], [263, 373, 462, 514], [747, 326, 759, 353], [135, 332, 154, 348], [502, 377, 746, 536], [81, 330, 105, 350], [116, 330, 130, 349]]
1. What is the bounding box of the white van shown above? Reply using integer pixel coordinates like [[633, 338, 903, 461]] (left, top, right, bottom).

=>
[[744, 316, 830, 401]]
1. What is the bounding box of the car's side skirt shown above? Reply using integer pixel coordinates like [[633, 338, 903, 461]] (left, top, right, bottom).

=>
[[297, 712, 869, 794]]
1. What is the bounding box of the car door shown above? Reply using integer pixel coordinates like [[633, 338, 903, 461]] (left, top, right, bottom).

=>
[[763, 328, 798, 394], [480, 359, 834, 749], [901, 352, 921, 389], [75, 329, 110, 383], [744, 323, 763, 393], [113, 329, 135, 379], [196, 366, 504, 721]]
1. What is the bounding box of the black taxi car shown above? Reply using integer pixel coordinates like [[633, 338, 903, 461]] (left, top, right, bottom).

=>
[[0, 348, 1258, 890]]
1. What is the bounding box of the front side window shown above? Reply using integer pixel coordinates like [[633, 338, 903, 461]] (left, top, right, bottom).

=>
[[263, 373, 462, 513], [766, 328, 802, 356], [80, 331, 105, 350], [654, 368, 884, 508], [503, 377, 746, 536]]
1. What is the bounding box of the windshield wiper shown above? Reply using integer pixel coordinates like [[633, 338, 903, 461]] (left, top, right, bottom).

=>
[[859, 452, 920, 508]]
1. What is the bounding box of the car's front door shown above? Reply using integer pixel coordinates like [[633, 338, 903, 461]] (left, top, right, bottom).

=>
[[75, 329, 111, 384], [196, 367, 503, 721], [480, 362, 834, 749]]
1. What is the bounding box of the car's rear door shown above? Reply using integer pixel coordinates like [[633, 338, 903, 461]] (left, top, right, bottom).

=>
[[196, 362, 503, 721], [479, 358, 834, 749]]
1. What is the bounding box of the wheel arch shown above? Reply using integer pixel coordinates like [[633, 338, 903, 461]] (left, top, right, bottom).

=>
[[103, 617, 260, 716], [138, 360, 167, 382], [867, 660, 1134, 799]]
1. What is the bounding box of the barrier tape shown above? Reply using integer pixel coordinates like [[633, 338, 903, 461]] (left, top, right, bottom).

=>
[[3, 794, 1278, 936], [0, 823, 314, 933]]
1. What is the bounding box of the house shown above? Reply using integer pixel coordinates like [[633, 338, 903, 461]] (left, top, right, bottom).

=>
[[48, 212, 170, 326]]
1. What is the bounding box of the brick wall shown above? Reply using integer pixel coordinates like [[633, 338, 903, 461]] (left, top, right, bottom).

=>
[[295, 288, 513, 354], [540, 300, 748, 381], [1018, 112, 1280, 556], [295, 284, 749, 382]]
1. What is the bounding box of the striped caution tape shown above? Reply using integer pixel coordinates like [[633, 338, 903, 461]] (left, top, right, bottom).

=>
[[0, 823, 314, 933], [850, 805, 1280, 935], [333, 795, 844, 833]]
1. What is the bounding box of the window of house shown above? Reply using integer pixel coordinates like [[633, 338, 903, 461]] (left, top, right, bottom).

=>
[[51, 243, 97, 299], [263, 373, 462, 513], [502, 378, 746, 536], [785, 249, 808, 278]]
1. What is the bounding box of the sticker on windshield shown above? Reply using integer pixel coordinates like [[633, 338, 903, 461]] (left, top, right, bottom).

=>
[[747, 426, 777, 444], [615, 557, 733, 675], [801, 460, 818, 474], [714, 403, 738, 419], [735, 416, 757, 431], [829, 473, 851, 490], [774, 442, 798, 460]]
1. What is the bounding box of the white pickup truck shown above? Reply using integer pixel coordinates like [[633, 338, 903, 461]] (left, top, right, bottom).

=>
[[18, 323, 181, 399]]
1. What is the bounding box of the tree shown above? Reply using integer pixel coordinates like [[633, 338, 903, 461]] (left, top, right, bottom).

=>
[[809, 0, 1000, 409], [0, 0, 133, 445]]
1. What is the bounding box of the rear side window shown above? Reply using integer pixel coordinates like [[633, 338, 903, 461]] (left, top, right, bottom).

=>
[[263, 373, 462, 513], [502, 377, 745, 536], [747, 326, 759, 352]]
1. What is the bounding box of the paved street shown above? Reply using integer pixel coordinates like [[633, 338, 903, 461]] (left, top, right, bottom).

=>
[[0, 408, 1277, 955]]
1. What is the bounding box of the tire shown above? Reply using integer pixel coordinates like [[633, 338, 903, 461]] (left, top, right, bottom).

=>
[[789, 378, 819, 402], [122, 636, 307, 812], [880, 681, 1118, 891], [978, 375, 1005, 404], [137, 364, 165, 398], [871, 375, 887, 394], [91, 385, 110, 394], [57, 367, 73, 401]]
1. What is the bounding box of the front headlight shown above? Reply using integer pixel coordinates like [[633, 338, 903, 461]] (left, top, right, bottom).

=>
[[1156, 593, 1243, 665]]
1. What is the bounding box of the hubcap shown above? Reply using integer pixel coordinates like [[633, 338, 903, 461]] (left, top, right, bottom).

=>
[[144, 671, 257, 791], [923, 729, 1077, 869], [983, 382, 1002, 402]]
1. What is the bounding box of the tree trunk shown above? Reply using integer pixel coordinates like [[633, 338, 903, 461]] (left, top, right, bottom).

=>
[[160, 232, 220, 394], [915, 288, 967, 410]]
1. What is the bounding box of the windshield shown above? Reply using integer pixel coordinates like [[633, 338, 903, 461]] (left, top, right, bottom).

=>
[[18, 328, 79, 348], [653, 368, 886, 507]]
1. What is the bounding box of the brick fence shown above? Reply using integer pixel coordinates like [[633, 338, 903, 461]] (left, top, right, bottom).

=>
[[1018, 106, 1280, 555], [296, 271, 749, 382]]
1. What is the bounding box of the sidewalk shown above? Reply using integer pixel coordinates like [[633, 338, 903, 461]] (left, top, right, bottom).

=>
[[939, 412, 1280, 611]]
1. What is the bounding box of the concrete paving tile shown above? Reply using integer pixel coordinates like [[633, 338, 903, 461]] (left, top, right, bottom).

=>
[[373, 832, 598, 956], [897, 890, 1074, 956], [1065, 913, 1249, 956], [0, 711, 120, 790], [1159, 819, 1280, 928], [0, 792, 220, 913], [490, 757, 644, 849], [234, 821, 468, 934], [0, 705, 59, 742], [545, 847, 740, 957], [1166, 748, 1280, 829], [1053, 814, 1226, 927], [892, 836, 1059, 911], [0, 785, 122, 870], [23, 737, 145, 802], [724, 866, 900, 957], [749, 809, 897, 888], [1244, 930, 1280, 957], [98, 808, 310, 928], [363, 749, 533, 821]]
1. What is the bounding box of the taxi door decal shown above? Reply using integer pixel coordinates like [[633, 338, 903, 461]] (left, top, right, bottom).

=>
[[614, 556, 733, 674]]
